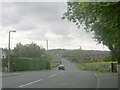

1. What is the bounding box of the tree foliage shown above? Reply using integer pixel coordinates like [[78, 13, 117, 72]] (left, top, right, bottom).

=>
[[13, 42, 45, 58], [62, 2, 119, 62]]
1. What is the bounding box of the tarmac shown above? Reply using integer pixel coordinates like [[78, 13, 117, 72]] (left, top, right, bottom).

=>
[[0, 72, 19, 78]]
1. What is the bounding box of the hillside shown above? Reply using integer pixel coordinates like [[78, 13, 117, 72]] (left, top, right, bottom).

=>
[[49, 49, 110, 62]]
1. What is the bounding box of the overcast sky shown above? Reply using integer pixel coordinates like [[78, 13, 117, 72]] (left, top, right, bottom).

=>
[[0, 2, 110, 51]]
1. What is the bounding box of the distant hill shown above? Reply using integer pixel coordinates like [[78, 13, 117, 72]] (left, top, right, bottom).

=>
[[49, 49, 110, 62]]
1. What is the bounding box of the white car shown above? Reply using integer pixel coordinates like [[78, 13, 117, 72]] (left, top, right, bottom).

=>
[[58, 64, 65, 70]]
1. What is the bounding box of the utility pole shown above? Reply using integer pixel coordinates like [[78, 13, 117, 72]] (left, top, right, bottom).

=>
[[46, 40, 48, 51], [8, 30, 16, 72]]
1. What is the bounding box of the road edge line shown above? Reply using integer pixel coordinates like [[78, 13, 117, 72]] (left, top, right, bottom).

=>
[[94, 73, 100, 89]]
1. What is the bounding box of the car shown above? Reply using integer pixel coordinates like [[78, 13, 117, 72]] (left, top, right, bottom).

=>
[[58, 64, 65, 70]]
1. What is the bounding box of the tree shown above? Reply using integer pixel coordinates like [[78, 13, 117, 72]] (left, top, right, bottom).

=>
[[62, 2, 119, 63], [13, 42, 23, 57], [13, 42, 45, 58]]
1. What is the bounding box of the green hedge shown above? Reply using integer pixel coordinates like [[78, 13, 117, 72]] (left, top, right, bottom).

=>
[[2, 57, 51, 72]]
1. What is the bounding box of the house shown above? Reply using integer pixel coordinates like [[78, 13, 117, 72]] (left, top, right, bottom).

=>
[[0, 48, 7, 72], [0, 48, 6, 60]]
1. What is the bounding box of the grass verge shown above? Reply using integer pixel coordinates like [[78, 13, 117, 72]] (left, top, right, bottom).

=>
[[76, 61, 117, 73]]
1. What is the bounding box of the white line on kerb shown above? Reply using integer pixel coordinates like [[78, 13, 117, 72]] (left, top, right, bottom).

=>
[[19, 79, 43, 88], [94, 73, 100, 89], [49, 73, 57, 77]]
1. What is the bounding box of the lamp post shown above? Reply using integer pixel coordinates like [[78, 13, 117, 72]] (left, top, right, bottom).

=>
[[8, 30, 16, 72]]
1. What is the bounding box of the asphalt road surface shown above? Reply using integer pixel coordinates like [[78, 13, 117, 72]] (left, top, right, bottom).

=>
[[2, 58, 118, 88]]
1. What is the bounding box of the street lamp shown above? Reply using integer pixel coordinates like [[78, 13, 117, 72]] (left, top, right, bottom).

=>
[[8, 30, 16, 72]]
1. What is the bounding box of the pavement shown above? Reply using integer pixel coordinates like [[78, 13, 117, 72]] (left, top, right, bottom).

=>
[[1, 58, 118, 88], [1, 72, 19, 78]]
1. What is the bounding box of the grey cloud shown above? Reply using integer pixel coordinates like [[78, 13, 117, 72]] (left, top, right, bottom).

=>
[[26, 29, 48, 41], [2, 2, 22, 26], [13, 17, 38, 31], [61, 35, 75, 43], [2, 2, 66, 26], [2, 2, 66, 31], [50, 23, 71, 36]]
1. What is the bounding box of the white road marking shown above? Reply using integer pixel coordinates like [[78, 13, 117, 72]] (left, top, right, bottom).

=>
[[49, 73, 57, 77], [94, 73, 100, 89], [19, 71, 63, 87], [19, 79, 43, 88]]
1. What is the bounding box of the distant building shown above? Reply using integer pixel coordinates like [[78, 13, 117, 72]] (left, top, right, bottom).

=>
[[0, 48, 7, 72], [0, 48, 6, 60]]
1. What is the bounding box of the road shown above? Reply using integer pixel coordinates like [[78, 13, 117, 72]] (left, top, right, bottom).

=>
[[2, 58, 118, 88]]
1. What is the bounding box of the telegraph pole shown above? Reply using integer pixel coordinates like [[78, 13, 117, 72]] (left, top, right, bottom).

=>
[[46, 40, 48, 51]]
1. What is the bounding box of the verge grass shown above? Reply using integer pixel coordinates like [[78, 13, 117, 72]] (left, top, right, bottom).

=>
[[76, 61, 117, 73]]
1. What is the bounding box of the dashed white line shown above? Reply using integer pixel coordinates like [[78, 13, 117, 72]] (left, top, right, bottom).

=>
[[19, 71, 63, 88], [19, 79, 43, 88], [49, 73, 57, 77]]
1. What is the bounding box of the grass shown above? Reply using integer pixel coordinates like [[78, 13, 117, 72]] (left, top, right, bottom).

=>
[[76, 61, 117, 73], [51, 60, 60, 68]]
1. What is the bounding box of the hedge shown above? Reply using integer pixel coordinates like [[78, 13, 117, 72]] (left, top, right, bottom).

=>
[[2, 57, 51, 72]]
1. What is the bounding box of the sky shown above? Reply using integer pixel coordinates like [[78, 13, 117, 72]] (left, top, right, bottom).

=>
[[0, 1, 110, 51]]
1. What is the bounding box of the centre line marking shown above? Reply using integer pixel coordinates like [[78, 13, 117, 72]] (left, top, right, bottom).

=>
[[49, 73, 57, 77], [19, 79, 43, 88]]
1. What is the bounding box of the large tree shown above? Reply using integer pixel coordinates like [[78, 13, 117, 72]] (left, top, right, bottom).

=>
[[13, 42, 45, 58], [62, 2, 119, 63]]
